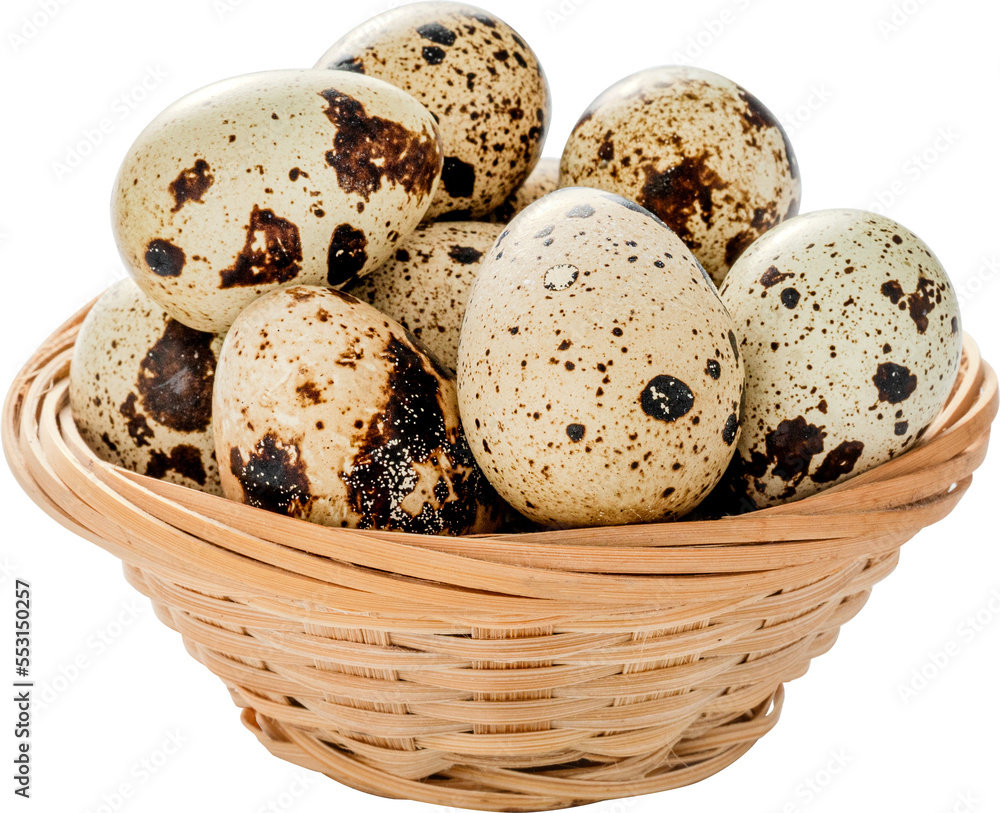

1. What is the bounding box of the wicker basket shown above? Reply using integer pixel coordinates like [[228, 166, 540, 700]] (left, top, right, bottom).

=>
[[4, 301, 997, 812]]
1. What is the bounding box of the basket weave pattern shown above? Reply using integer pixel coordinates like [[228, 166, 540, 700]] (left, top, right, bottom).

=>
[[5, 303, 997, 811]]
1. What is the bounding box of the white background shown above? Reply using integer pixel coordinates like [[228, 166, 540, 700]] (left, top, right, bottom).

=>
[[1, 0, 998, 812]]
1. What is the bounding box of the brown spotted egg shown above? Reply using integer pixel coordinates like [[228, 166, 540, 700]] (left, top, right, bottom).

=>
[[457, 187, 745, 528], [346, 219, 503, 371], [479, 156, 559, 225], [69, 279, 223, 494], [560, 66, 801, 287], [214, 286, 502, 535], [113, 70, 442, 334], [719, 209, 963, 509], [316, 2, 550, 219]]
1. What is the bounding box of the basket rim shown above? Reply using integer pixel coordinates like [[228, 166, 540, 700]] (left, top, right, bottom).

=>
[[3, 299, 997, 609]]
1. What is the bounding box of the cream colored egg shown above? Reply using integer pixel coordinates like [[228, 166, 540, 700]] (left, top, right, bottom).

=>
[[214, 285, 502, 534], [113, 69, 442, 334], [457, 187, 745, 528], [719, 209, 963, 509], [480, 156, 559, 224], [69, 279, 223, 494], [316, 2, 550, 218], [560, 66, 801, 287], [346, 220, 503, 370]]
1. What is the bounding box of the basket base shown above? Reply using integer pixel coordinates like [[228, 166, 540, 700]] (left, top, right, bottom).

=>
[[237, 687, 784, 811]]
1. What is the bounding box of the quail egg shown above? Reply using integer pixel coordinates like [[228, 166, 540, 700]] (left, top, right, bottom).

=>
[[458, 187, 745, 528], [317, 2, 550, 218], [70, 278, 223, 494], [214, 285, 502, 534], [347, 219, 503, 370], [719, 209, 962, 509], [113, 69, 442, 333], [560, 66, 800, 286]]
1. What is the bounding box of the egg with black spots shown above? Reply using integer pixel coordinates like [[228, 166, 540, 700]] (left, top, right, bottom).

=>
[[113, 70, 443, 334], [719, 209, 962, 509], [347, 220, 503, 371], [457, 187, 745, 528], [69, 279, 223, 494], [560, 66, 801, 287], [213, 285, 503, 534], [479, 157, 559, 225], [316, 2, 550, 218]]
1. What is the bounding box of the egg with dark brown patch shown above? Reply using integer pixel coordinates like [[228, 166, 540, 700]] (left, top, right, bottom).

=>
[[560, 66, 801, 287], [346, 219, 503, 371], [113, 69, 442, 334], [719, 209, 962, 509], [69, 279, 223, 494], [316, 2, 550, 219], [479, 156, 559, 225], [457, 187, 744, 528], [213, 285, 502, 534]]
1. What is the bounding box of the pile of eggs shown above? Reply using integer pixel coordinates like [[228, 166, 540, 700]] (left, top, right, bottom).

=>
[[70, 2, 963, 534]]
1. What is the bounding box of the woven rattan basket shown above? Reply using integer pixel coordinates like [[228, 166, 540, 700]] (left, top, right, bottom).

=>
[[5, 301, 997, 811]]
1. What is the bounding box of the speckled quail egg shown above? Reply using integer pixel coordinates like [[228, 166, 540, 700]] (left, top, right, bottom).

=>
[[69, 278, 223, 494], [479, 156, 559, 224], [214, 285, 502, 534], [346, 219, 503, 371], [457, 187, 745, 528], [560, 66, 801, 287], [316, 2, 550, 219], [113, 69, 442, 334], [718, 209, 963, 509]]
